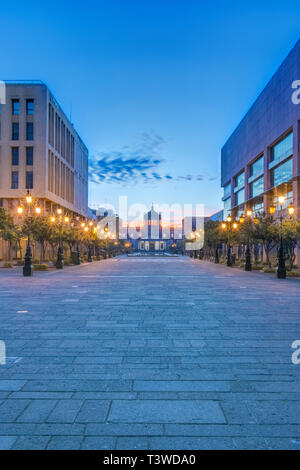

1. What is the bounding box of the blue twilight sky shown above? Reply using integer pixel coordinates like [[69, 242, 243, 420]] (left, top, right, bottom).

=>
[[1, 0, 300, 215]]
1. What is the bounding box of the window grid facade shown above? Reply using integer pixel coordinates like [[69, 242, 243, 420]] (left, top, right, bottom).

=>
[[0, 82, 88, 218]]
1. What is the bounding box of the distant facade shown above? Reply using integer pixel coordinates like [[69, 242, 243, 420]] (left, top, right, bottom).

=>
[[221, 40, 300, 220], [129, 206, 179, 252], [0, 81, 88, 217]]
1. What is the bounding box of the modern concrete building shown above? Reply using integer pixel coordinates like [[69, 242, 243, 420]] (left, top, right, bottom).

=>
[[221, 40, 300, 220], [0, 81, 88, 218]]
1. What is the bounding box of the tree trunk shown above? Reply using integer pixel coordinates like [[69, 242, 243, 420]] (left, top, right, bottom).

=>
[[264, 245, 271, 268]]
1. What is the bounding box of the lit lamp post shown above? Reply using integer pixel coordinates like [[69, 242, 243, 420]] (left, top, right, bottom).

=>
[[124, 241, 131, 254], [50, 209, 69, 269], [81, 222, 95, 262], [221, 215, 239, 267], [88, 222, 94, 262], [72, 215, 81, 265], [17, 190, 42, 277], [104, 225, 111, 258], [239, 209, 253, 271], [271, 196, 295, 279]]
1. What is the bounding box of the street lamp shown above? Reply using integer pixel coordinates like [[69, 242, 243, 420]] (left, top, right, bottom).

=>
[[221, 215, 239, 267], [54, 208, 68, 269], [239, 209, 252, 271], [73, 215, 81, 265], [288, 202, 295, 216], [276, 196, 286, 279], [85, 225, 93, 262], [275, 196, 294, 279], [82, 224, 94, 262], [17, 190, 42, 276]]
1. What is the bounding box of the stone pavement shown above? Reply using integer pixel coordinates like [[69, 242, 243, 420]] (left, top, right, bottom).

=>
[[0, 256, 300, 450]]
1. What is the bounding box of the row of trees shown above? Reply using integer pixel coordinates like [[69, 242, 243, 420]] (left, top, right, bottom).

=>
[[203, 214, 300, 270], [0, 208, 127, 263]]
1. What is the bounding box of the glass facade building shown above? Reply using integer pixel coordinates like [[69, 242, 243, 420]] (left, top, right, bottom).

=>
[[221, 40, 300, 220]]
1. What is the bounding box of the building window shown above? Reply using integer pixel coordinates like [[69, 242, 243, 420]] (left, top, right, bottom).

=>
[[26, 99, 34, 115], [25, 171, 33, 189], [223, 197, 231, 218], [11, 147, 19, 165], [271, 158, 293, 187], [26, 122, 34, 140], [236, 188, 245, 206], [271, 132, 293, 163], [251, 198, 264, 214], [235, 171, 245, 189], [12, 122, 19, 140], [11, 171, 18, 189], [12, 99, 20, 115], [250, 155, 264, 177], [26, 147, 33, 165], [250, 176, 264, 198], [223, 182, 231, 198]]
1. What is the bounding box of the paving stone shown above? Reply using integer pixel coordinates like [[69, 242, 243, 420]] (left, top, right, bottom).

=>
[[81, 437, 116, 450], [108, 400, 226, 423], [35, 423, 85, 435], [0, 423, 36, 435], [75, 400, 111, 423], [0, 399, 30, 422], [47, 400, 84, 423], [0, 436, 17, 450], [133, 380, 230, 392], [85, 423, 164, 436], [265, 438, 300, 450], [11, 435, 50, 450], [148, 436, 235, 450], [233, 437, 269, 449], [116, 437, 149, 450], [0, 380, 26, 391], [17, 400, 57, 423], [47, 436, 83, 450]]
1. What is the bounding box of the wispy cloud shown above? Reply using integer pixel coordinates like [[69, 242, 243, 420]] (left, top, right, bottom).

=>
[[89, 132, 218, 185]]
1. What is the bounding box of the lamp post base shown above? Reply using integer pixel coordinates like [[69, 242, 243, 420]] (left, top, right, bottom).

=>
[[277, 239, 286, 279], [226, 247, 232, 267], [56, 246, 64, 269], [23, 244, 33, 277], [244, 245, 252, 271], [277, 266, 286, 279], [214, 248, 219, 264]]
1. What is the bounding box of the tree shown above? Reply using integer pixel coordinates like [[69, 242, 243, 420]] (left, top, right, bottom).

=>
[[23, 216, 54, 263], [281, 218, 300, 270], [239, 218, 255, 246], [61, 225, 78, 258], [0, 208, 21, 260], [204, 221, 225, 257], [252, 213, 279, 268]]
